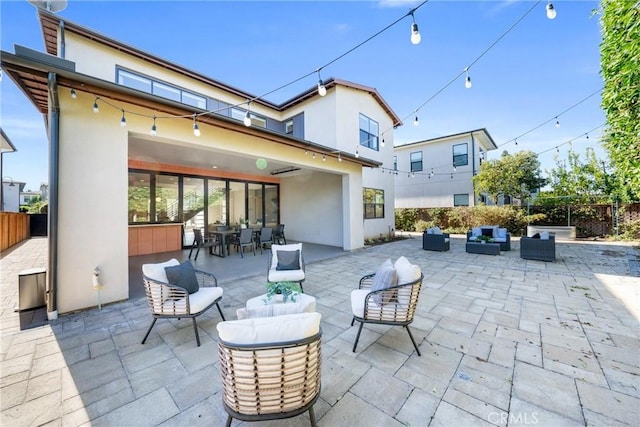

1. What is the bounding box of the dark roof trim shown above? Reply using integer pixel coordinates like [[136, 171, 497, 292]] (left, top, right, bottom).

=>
[[397, 128, 498, 150], [1, 127, 18, 153], [0, 50, 381, 168], [37, 10, 401, 126]]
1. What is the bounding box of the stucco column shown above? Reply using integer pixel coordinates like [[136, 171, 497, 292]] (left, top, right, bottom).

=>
[[342, 172, 363, 250]]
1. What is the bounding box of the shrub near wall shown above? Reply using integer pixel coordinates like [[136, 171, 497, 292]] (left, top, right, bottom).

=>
[[395, 206, 535, 236]]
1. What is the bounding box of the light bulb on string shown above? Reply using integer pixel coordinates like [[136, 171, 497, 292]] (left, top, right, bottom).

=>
[[92, 97, 99, 113], [322, 154, 326, 162], [193, 114, 201, 137], [413, 115, 419, 126], [464, 68, 472, 89], [514, 138, 518, 146], [317, 70, 327, 97], [555, 117, 560, 128], [556, 146, 560, 153], [410, 12, 421, 45], [312, 152, 316, 159], [546, 1, 557, 19], [120, 110, 127, 127], [70, 88, 77, 99], [381, 136, 385, 148], [355, 148, 360, 158], [244, 111, 252, 127], [150, 116, 157, 136], [338, 153, 342, 162]]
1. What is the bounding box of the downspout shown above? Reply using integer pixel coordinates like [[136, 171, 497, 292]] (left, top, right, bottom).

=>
[[59, 21, 65, 58], [470, 132, 476, 206], [47, 72, 60, 320]]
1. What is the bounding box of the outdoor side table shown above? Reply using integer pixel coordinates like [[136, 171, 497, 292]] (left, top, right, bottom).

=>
[[465, 241, 500, 255], [18, 267, 47, 311], [237, 293, 316, 320]]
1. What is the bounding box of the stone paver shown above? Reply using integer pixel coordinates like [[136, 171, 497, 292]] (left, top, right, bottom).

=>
[[1, 235, 639, 426]]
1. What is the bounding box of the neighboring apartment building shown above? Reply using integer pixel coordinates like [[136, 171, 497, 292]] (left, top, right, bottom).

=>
[[394, 129, 497, 208], [1, 127, 18, 212], [0, 10, 401, 314]]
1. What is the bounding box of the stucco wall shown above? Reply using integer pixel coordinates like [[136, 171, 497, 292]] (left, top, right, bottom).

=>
[[56, 92, 129, 313]]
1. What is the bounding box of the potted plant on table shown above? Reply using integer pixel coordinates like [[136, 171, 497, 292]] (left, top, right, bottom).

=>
[[263, 281, 301, 304], [476, 235, 493, 244]]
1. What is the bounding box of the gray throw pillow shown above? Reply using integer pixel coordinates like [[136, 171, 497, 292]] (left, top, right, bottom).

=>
[[276, 250, 300, 271], [371, 259, 398, 304], [165, 261, 199, 294]]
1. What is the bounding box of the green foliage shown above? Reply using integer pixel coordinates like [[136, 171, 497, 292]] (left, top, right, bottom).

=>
[[395, 208, 418, 231], [414, 219, 435, 232], [263, 281, 301, 303], [600, 0, 640, 201], [618, 218, 640, 240], [543, 148, 616, 204], [473, 150, 546, 203]]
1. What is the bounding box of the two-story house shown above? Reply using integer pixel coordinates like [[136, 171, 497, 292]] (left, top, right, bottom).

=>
[[1, 10, 400, 314], [394, 128, 496, 208]]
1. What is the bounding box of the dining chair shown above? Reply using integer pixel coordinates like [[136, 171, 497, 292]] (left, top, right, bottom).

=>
[[235, 228, 256, 258], [273, 224, 287, 244], [256, 227, 273, 254], [188, 228, 221, 260]]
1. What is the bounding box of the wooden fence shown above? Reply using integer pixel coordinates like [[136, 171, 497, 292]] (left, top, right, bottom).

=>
[[0, 212, 30, 252]]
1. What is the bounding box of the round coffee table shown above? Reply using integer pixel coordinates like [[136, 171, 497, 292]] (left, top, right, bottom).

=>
[[236, 293, 316, 319]]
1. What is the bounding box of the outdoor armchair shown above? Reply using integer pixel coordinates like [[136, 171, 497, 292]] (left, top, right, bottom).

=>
[[350, 256, 424, 355], [141, 258, 225, 347], [268, 243, 306, 292], [422, 227, 450, 251], [520, 234, 556, 261], [217, 312, 322, 427]]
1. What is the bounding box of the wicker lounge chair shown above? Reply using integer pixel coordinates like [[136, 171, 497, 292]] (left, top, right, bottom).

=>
[[350, 256, 424, 355], [141, 259, 225, 346], [217, 313, 322, 427], [268, 243, 305, 292], [520, 235, 556, 261]]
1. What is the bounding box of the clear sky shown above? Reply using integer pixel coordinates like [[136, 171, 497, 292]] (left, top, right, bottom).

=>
[[1, 0, 605, 191]]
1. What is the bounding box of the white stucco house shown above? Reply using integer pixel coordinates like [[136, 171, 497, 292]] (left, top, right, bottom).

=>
[[0, 10, 401, 314], [394, 128, 497, 208]]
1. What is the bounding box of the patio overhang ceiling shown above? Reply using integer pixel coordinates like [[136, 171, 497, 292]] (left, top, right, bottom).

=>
[[0, 48, 382, 171]]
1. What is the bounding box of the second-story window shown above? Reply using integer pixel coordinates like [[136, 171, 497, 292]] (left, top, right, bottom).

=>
[[285, 120, 294, 135], [453, 143, 468, 167], [410, 151, 423, 172], [117, 68, 206, 109], [393, 155, 397, 171], [359, 114, 379, 151]]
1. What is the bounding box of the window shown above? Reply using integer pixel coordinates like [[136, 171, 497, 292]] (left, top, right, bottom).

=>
[[359, 114, 379, 151], [363, 188, 384, 219], [116, 68, 207, 109], [285, 120, 294, 135], [453, 143, 468, 167], [454, 194, 469, 206], [128, 172, 151, 222], [393, 156, 397, 171], [410, 151, 423, 172]]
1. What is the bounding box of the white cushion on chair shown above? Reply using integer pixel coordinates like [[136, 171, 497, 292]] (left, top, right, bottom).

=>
[[142, 258, 179, 283], [351, 289, 377, 318], [394, 256, 421, 285], [217, 312, 321, 344], [268, 269, 305, 282], [188, 287, 224, 314]]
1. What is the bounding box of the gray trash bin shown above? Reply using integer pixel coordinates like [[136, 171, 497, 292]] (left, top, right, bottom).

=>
[[18, 268, 46, 311]]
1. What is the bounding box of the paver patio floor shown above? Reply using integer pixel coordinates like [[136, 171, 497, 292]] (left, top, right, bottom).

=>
[[1, 235, 639, 426]]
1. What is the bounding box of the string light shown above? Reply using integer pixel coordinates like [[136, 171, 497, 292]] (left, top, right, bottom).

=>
[[150, 116, 157, 136], [70, 88, 77, 99], [555, 117, 560, 128], [410, 11, 421, 45], [193, 114, 201, 136], [312, 152, 316, 159], [322, 154, 327, 162], [546, 1, 557, 20], [413, 115, 419, 126], [514, 138, 518, 146], [338, 153, 342, 162], [355, 148, 359, 158], [464, 68, 472, 89], [317, 69, 327, 97], [120, 109, 127, 127], [381, 136, 385, 148], [92, 97, 99, 113]]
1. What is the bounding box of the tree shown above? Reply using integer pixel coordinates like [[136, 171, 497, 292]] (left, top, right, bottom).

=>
[[473, 150, 546, 204], [600, 0, 640, 201], [537, 147, 614, 204]]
